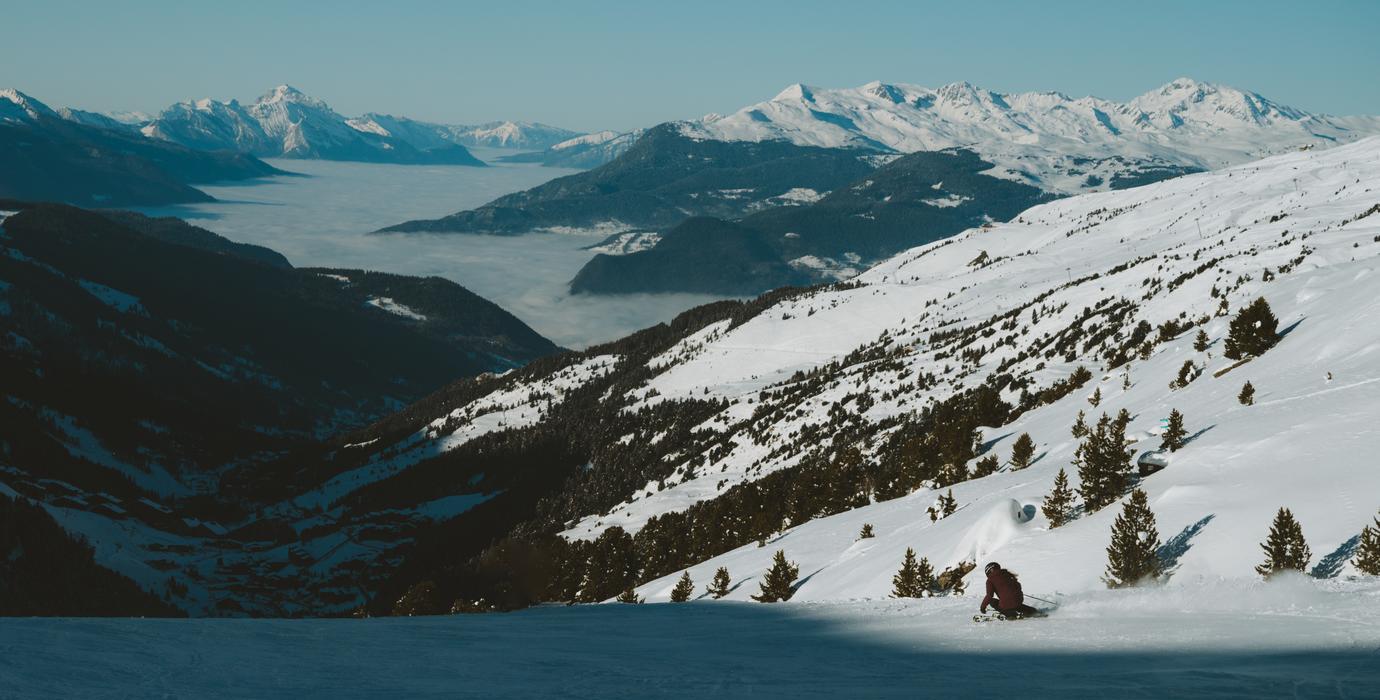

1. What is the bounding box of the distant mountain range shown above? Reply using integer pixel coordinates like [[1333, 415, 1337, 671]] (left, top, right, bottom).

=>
[[681, 77, 1380, 193], [496, 129, 644, 168], [7, 84, 589, 167], [137, 85, 486, 165], [381, 78, 1380, 295], [1, 89, 282, 207]]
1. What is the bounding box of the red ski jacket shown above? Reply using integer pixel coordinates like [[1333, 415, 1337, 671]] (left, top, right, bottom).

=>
[[981, 570, 1024, 611]]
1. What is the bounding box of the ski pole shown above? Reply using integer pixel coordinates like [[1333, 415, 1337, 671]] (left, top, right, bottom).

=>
[[1026, 594, 1057, 606]]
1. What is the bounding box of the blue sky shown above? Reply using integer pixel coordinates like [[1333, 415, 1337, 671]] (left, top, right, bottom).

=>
[[3, 0, 1377, 132]]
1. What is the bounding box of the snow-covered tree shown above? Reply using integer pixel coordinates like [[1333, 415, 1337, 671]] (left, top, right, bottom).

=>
[[1010, 433, 1036, 470], [1160, 409, 1187, 452], [1225, 297, 1280, 360], [1042, 468, 1077, 528], [1077, 412, 1134, 512], [1238, 381, 1256, 406], [858, 523, 875, 540], [1089, 387, 1102, 407], [1103, 489, 1163, 588], [670, 571, 695, 602], [616, 587, 644, 604], [892, 548, 935, 598], [706, 567, 732, 599], [1355, 513, 1380, 576], [1256, 507, 1312, 578], [753, 550, 799, 602]]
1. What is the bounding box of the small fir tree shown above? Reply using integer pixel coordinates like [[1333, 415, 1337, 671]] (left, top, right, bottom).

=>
[[1122, 371, 1132, 390], [1170, 360, 1196, 390], [1071, 410, 1089, 439], [706, 567, 732, 599], [891, 548, 935, 598], [1010, 433, 1036, 470], [1256, 507, 1312, 578], [1354, 513, 1380, 576], [1042, 468, 1077, 528], [753, 550, 800, 602], [616, 587, 644, 604], [1089, 387, 1102, 407], [971, 454, 1000, 477], [858, 523, 875, 540], [1224, 297, 1280, 360], [1238, 381, 1256, 406], [1103, 489, 1163, 588], [1160, 409, 1187, 452], [670, 572, 695, 602], [940, 489, 958, 517], [1194, 329, 1210, 352]]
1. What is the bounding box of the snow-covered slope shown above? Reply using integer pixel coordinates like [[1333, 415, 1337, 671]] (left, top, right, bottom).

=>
[[682, 78, 1380, 193], [523, 135, 1380, 600]]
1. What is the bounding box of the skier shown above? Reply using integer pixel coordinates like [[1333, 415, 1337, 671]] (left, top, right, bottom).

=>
[[979, 562, 1041, 619]]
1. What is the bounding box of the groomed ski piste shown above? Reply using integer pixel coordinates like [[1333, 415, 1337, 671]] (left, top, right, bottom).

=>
[[6, 138, 1380, 698], [3, 580, 1377, 697]]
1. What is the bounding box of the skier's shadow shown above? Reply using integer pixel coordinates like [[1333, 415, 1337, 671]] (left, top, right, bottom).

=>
[[1157, 514, 1215, 576]]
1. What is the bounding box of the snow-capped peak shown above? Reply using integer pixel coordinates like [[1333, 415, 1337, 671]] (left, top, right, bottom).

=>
[[0, 88, 58, 122], [772, 83, 816, 103]]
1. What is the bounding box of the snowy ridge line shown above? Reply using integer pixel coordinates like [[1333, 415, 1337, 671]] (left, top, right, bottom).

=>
[[678, 78, 1380, 194]]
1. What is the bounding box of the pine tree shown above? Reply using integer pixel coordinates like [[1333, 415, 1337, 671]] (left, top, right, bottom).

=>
[[753, 550, 800, 602], [1010, 433, 1035, 470], [940, 489, 958, 517], [1194, 329, 1209, 352], [1224, 297, 1280, 360], [1042, 468, 1077, 528], [1103, 489, 1163, 588], [616, 587, 644, 604], [1076, 412, 1134, 512], [892, 548, 936, 598], [1354, 513, 1380, 576], [1256, 508, 1312, 578], [1238, 381, 1256, 406], [1170, 360, 1196, 390], [1089, 387, 1102, 407], [971, 454, 999, 477], [1071, 410, 1089, 439], [1160, 409, 1187, 452], [858, 523, 875, 540], [1122, 371, 1132, 390], [670, 572, 695, 602], [706, 567, 732, 599]]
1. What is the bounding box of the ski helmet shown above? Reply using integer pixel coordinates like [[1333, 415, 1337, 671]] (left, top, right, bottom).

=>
[[984, 562, 1001, 575]]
